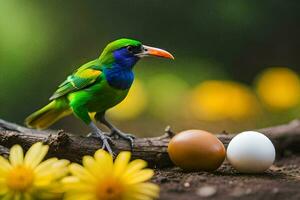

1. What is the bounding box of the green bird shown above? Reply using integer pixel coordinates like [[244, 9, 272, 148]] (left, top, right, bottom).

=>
[[25, 38, 174, 154]]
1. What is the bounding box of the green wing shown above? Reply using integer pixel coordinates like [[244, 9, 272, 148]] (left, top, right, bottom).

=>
[[49, 60, 102, 100]]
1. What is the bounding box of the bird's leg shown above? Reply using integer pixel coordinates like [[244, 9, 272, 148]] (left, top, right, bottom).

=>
[[87, 122, 114, 155], [71, 105, 115, 155], [98, 115, 135, 150]]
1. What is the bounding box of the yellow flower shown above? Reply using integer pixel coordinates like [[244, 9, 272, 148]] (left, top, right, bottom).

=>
[[256, 67, 300, 110], [0, 142, 69, 200], [62, 150, 159, 200], [190, 80, 259, 121]]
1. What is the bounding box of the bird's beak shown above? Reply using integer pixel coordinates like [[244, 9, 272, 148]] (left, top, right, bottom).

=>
[[136, 45, 174, 59]]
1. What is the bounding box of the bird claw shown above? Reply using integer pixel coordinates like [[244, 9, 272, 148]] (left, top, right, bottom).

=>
[[101, 135, 115, 156], [110, 130, 135, 150], [87, 132, 115, 156]]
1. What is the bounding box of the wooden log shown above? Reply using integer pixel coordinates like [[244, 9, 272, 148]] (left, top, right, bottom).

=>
[[0, 119, 299, 167]]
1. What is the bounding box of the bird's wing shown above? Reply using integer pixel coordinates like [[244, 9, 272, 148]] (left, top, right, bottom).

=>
[[49, 61, 102, 100]]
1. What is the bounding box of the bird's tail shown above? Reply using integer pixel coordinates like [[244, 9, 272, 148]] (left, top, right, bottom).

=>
[[25, 98, 71, 130]]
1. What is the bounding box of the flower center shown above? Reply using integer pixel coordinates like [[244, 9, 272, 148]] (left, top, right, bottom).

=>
[[6, 165, 34, 192], [95, 178, 124, 200]]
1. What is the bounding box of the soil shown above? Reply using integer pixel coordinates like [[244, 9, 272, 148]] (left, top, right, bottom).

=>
[[153, 155, 300, 200]]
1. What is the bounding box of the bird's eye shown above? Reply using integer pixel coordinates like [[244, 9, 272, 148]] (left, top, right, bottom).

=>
[[127, 46, 133, 52]]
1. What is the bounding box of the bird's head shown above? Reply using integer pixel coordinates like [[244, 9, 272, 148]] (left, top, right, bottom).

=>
[[99, 38, 174, 68]]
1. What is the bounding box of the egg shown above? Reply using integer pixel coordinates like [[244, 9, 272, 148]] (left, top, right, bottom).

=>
[[168, 130, 226, 171], [226, 131, 275, 173]]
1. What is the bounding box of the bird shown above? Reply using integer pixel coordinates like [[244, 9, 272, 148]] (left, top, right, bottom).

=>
[[25, 38, 174, 155]]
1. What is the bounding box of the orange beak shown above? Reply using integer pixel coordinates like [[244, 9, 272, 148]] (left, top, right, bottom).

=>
[[137, 45, 174, 59]]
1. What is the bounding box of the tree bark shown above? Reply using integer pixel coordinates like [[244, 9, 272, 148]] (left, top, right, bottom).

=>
[[0, 119, 299, 167]]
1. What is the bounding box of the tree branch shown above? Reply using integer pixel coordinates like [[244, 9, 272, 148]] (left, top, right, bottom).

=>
[[0, 119, 299, 167]]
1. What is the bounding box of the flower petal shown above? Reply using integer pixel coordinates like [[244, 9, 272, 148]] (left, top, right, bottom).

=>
[[0, 156, 11, 174], [69, 163, 96, 183], [62, 176, 80, 184], [94, 149, 113, 173], [62, 176, 93, 192], [34, 158, 69, 186], [52, 159, 70, 178], [34, 157, 58, 174], [127, 169, 154, 184], [9, 145, 24, 166], [123, 159, 147, 179], [126, 193, 153, 200], [64, 192, 95, 200], [113, 151, 131, 177], [136, 183, 160, 197], [82, 156, 103, 178], [124, 182, 159, 200], [24, 142, 49, 168]]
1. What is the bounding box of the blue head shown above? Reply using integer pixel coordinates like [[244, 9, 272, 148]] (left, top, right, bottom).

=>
[[99, 38, 174, 90], [112, 45, 141, 69], [99, 38, 174, 68]]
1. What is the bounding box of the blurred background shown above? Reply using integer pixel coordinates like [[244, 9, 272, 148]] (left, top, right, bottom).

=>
[[1, 1, 300, 137]]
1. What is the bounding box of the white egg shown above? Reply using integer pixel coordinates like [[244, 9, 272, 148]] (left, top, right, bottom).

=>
[[226, 131, 275, 173]]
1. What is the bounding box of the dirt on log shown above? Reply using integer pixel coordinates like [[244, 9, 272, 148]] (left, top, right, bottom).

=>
[[0, 118, 300, 167]]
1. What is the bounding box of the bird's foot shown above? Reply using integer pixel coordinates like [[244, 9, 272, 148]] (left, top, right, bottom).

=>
[[109, 129, 135, 150], [87, 131, 115, 156]]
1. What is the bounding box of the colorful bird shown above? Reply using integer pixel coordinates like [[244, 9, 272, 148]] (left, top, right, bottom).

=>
[[25, 38, 174, 155]]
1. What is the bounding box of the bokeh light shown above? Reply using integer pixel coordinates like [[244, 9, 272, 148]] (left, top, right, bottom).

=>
[[107, 79, 148, 121], [256, 67, 300, 111], [146, 74, 189, 121], [190, 80, 259, 121]]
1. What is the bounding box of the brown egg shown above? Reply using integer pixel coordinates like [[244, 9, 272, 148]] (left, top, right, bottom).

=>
[[168, 130, 225, 171]]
